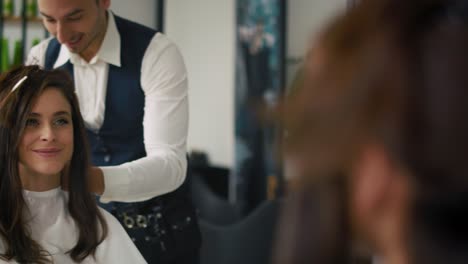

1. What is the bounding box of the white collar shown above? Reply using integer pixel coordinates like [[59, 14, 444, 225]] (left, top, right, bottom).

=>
[[54, 11, 121, 68], [23, 187, 62, 198]]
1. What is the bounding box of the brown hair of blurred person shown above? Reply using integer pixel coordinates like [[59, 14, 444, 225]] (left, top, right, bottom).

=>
[[274, 0, 468, 263]]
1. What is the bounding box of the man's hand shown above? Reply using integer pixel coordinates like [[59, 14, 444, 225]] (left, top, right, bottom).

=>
[[61, 165, 105, 195], [88, 167, 105, 195]]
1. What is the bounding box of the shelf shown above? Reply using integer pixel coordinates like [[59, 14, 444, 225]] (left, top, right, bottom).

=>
[[2, 16, 42, 23]]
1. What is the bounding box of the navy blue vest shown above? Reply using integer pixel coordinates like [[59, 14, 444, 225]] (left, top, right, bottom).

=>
[[44, 15, 155, 167]]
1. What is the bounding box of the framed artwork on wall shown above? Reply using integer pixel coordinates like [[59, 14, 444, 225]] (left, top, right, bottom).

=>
[[234, 0, 286, 213]]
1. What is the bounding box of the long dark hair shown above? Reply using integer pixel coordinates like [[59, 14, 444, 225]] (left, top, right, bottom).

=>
[[277, 0, 468, 263], [0, 65, 108, 263]]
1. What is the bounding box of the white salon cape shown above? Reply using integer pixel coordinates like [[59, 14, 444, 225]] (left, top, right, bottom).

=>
[[0, 188, 147, 263]]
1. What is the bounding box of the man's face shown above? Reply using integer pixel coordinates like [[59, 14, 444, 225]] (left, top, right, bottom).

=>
[[38, 0, 109, 60]]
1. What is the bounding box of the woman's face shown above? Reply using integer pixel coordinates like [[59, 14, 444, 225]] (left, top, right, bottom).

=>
[[18, 88, 74, 191]]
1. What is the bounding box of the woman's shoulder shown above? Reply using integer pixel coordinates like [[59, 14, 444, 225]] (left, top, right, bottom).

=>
[[95, 207, 147, 263], [97, 207, 131, 237]]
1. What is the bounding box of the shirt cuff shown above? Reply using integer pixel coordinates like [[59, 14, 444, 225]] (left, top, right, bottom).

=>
[[99, 166, 130, 203]]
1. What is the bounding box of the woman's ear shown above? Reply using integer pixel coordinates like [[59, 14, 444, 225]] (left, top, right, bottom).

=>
[[351, 144, 392, 221], [349, 143, 410, 243]]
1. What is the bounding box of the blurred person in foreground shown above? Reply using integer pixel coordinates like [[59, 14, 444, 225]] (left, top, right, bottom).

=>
[[274, 0, 468, 263]]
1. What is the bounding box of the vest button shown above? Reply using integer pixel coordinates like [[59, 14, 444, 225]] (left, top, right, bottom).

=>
[[104, 154, 111, 163]]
